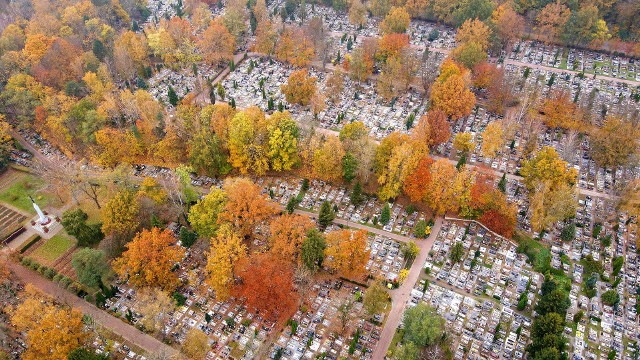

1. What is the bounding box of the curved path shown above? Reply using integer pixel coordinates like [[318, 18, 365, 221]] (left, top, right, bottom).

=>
[[6, 261, 180, 358]]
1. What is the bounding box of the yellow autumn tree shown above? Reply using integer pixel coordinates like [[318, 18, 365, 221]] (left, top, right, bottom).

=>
[[9, 285, 88, 360], [205, 224, 246, 300], [135, 287, 176, 334], [182, 328, 211, 359], [268, 111, 300, 171], [188, 188, 227, 238], [452, 168, 476, 217], [453, 132, 474, 153], [101, 190, 140, 237], [94, 128, 142, 167], [137, 177, 167, 204], [520, 146, 578, 191], [325, 229, 370, 280], [425, 158, 458, 214], [377, 142, 423, 201], [380, 6, 410, 34], [312, 136, 345, 182], [227, 108, 270, 175], [481, 121, 505, 158]]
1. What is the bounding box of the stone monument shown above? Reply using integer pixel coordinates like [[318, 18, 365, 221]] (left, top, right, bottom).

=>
[[29, 195, 51, 226]]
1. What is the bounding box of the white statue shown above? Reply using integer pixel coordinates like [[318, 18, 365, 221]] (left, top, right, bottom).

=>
[[29, 196, 51, 225]]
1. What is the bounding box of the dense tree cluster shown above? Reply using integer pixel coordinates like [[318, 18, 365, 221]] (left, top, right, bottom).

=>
[[527, 277, 571, 360]]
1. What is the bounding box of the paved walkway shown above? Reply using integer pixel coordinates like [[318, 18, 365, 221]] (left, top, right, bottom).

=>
[[371, 217, 443, 359], [6, 261, 180, 358]]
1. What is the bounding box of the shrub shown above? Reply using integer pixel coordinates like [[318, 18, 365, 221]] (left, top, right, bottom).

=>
[[30, 262, 40, 271], [44, 268, 56, 279], [173, 292, 187, 307], [53, 273, 63, 283], [601, 290, 620, 307], [38, 265, 48, 274], [19, 235, 41, 253], [560, 223, 576, 241], [21, 257, 32, 266], [68, 283, 79, 293], [61, 277, 73, 288]]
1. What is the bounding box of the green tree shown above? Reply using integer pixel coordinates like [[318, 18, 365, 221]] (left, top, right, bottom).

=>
[[394, 342, 420, 360], [351, 182, 364, 206], [342, 152, 358, 183], [498, 173, 507, 193], [188, 130, 230, 176], [318, 201, 336, 229], [179, 227, 198, 248], [601, 290, 620, 306], [517, 292, 528, 311], [61, 209, 104, 247], [450, 242, 465, 263], [402, 303, 445, 347], [71, 248, 110, 289], [168, 85, 179, 106], [452, 0, 496, 26], [401, 241, 419, 261], [414, 220, 428, 238], [536, 289, 570, 316], [612, 256, 624, 276], [573, 311, 584, 324], [217, 83, 225, 100], [301, 229, 326, 272], [560, 223, 576, 241], [363, 282, 390, 315], [67, 348, 109, 360], [380, 203, 391, 225]]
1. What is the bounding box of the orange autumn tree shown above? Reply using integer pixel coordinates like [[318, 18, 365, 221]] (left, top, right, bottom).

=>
[[233, 252, 298, 322], [9, 285, 88, 360], [418, 112, 444, 149], [424, 158, 458, 214], [275, 26, 315, 67], [378, 33, 409, 60], [281, 69, 317, 106], [403, 155, 434, 202], [472, 62, 501, 89], [113, 228, 186, 291], [269, 214, 315, 264], [430, 59, 476, 120], [325, 229, 370, 280], [197, 18, 235, 67], [219, 177, 277, 238], [540, 90, 582, 129], [469, 176, 517, 237]]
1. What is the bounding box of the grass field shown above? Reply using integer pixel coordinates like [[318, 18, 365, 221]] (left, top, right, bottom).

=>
[[0, 173, 49, 213], [514, 232, 551, 274], [32, 234, 75, 263]]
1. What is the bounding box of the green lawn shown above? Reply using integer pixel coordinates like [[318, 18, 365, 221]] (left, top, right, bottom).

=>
[[515, 232, 551, 273], [0, 173, 48, 213], [32, 234, 75, 263]]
